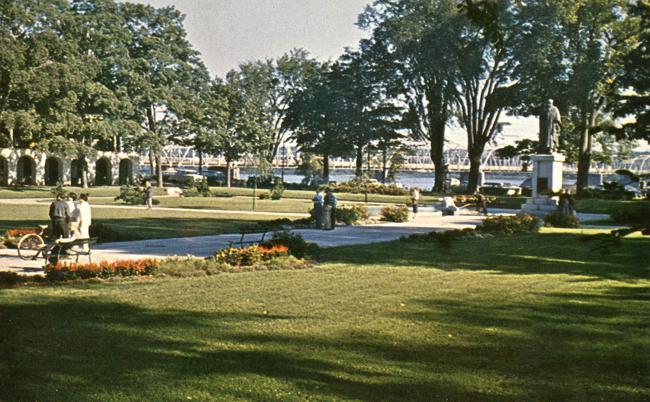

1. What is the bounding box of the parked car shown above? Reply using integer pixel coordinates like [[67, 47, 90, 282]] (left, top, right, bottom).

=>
[[201, 170, 226, 186], [480, 182, 522, 196], [164, 168, 202, 185]]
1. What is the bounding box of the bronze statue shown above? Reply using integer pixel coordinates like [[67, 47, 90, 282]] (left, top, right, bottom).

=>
[[539, 99, 562, 153]]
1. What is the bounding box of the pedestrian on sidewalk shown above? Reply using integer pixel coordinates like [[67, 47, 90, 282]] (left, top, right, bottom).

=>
[[409, 187, 420, 216], [66, 192, 80, 237], [324, 188, 337, 230], [144, 180, 153, 209], [312, 188, 324, 229], [49, 194, 70, 239]]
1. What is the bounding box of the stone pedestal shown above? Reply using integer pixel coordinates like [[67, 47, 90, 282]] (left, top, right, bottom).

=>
[[521, 153, 564, 216]]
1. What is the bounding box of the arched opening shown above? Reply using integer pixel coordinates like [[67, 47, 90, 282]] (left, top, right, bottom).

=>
[[95, 157, 112, 186], [0, 156, 8, 186], [44, 157, 63, 186], [118, 159, 133, 185], [17, 155, 36, 185], [70, 159, 85, 186]]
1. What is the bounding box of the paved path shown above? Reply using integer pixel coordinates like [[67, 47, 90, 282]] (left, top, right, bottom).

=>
[[0, 212, 483, 275]]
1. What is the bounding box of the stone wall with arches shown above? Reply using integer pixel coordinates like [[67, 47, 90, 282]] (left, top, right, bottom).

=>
[[0, 148, 138, 186]]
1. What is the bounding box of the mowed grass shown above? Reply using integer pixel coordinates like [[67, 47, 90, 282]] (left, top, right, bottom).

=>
[[1, 231, 648, 401], [0, 204, 289, 241]]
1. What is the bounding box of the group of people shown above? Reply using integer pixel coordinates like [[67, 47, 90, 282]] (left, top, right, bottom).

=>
[[312, 188, 337, 230], [48, 192, 92, 240]]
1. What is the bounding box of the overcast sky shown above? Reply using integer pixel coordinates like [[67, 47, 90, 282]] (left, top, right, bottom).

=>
[[127, 0, 539, 147]]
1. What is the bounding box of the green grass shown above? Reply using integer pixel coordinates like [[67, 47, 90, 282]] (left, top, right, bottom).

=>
[[0, 204, 291, 241], [1, 231, 648, 400]]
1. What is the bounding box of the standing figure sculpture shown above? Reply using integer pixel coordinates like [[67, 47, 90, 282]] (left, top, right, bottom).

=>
[[539, 99, 562, 154]]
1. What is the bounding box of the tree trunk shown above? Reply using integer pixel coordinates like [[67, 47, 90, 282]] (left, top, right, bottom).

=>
[[322, 153, 330, 183], [155, 153, 163, 188], [467, 149, 482, 194], [148, 149, 155, 181], [198, 151, 203, 175], [430, 125, 446, 192], [226, 159, 232, 188], [576, 125, 592, 194], [355, 145, 363, 177], [381, 148, 388, 184]]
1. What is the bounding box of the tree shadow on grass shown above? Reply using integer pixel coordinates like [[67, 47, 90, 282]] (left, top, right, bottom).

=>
[[394, 285, 649, 400], [315, 232, 650, 281], [0, 298, 506, 401], [1, 287, 648, 401]]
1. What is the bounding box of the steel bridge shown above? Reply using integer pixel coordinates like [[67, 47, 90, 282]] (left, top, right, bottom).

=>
[[152, 146, 650, 175]]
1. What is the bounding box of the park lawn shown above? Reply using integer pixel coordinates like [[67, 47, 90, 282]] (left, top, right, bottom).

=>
[[0, 204, 289, 242], [1, 230, 648, 401]]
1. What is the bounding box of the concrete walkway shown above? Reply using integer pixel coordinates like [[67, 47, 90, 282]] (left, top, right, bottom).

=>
[[0, 212, 483, 275]]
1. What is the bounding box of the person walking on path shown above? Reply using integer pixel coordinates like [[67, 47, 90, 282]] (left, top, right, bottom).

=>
[[66, 192, 80, 237], [144, 180, 154, 209], [49, 194, 70, 239], [475, 191, 488, 216], [324, 189, 337, 230], [312, 189, 324, 229], [409, 187, 420, 216]]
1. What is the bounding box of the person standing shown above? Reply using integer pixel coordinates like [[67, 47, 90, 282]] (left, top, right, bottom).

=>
[[312, 189, 324, 229], [475, 191, 488, 216], [78, 193, 92, 239], [66, 192, 80, 237], [410, 187, 420, 216], [49, 194, 70, 239], [144, 180, 153, 209], [324, 189, 337, 231]]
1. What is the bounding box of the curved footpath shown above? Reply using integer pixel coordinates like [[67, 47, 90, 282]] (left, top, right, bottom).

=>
[[0, 211, 483, 275], [0, 198, 610, 275]]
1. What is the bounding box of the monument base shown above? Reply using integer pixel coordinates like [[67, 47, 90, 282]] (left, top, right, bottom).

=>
[[520, 196, 559, 217], [519, 153, 565, 217]]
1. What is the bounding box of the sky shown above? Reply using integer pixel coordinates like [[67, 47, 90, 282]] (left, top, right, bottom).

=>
[[128, 0, 539, 147]]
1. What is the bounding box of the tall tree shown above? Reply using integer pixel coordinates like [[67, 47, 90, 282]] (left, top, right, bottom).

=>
[[119, 2, 209, 187], [360, 0, 465, 192], [610, 0, 649, 142], [284, 63, 352, 182], [505, 0, 628, 193]]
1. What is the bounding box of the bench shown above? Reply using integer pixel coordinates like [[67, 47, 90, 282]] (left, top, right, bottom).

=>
[[228, 230, 268, 249], [54, 237, 98, 263]]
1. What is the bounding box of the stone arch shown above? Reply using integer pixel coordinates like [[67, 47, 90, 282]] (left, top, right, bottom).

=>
[[0, 156, 7, 186], [118, 159, 133, 185], [44, 156, 63, 186], [71, 159, 83, 186], [17, 155, 36, 185], [95, 157, 112, 186]]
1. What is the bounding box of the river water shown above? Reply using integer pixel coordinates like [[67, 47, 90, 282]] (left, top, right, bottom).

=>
[[239, 167, 582, 190]]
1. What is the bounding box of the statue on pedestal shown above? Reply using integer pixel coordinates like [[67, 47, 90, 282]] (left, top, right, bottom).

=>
[[538, 99, 562, 154]]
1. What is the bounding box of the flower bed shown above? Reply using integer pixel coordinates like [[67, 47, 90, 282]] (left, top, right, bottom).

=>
[[4, 228, 38, 248], [44, 258, 159, 281], [214, 245, 289, 266]]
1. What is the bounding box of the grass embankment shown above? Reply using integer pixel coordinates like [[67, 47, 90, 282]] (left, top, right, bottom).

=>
[[0, 204, 287, 242], [1, 230, 648, 400]]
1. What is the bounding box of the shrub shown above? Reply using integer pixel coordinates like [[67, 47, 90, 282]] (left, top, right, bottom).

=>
[[44, 258, 159, 281], [544, 211, 580, 228], [214, 245, 289, 266], [258, 192, 270, 200], [159, 254, 310, 276], [477, 214, 540, 235], [264, 231, 318, 258], [330, 179, 408, 195], [380, 205, 410, 222], [270, 183, 285, 200], [183, 179, 212, 197], [578, 182, 636, 200], [335, 205, 369, 225], [115, 184, 152, 205], [609, 202, 650, 227]]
